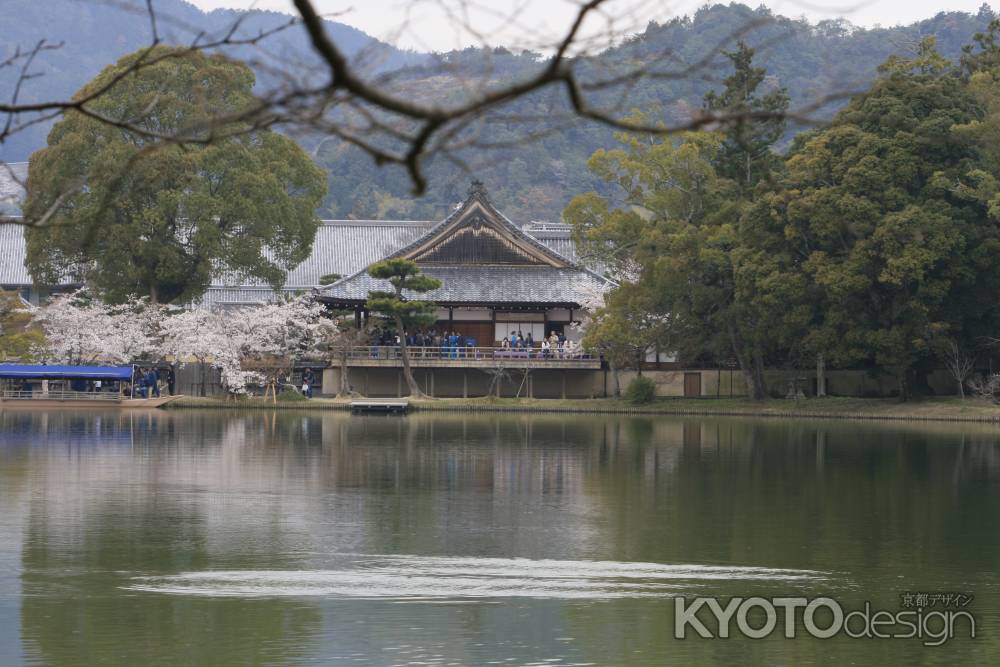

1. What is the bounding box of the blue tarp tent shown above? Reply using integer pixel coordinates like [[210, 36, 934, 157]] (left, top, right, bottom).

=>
[[0, 364, 133, 380]]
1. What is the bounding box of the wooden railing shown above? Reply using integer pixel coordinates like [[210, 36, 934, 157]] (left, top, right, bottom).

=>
[[1, 390, 122, 402], [346, 345, 596, 362]]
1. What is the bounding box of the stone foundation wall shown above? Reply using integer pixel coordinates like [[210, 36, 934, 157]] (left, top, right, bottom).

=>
[[318, 366, 964, 400]]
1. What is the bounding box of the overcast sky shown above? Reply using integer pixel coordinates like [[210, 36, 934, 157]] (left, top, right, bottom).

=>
[[184, 1, 996, 52]]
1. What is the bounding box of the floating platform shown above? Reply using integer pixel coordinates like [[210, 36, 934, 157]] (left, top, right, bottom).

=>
[[351, 399, 409, 414]]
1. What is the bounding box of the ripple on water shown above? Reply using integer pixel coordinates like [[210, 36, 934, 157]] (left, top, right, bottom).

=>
[[123, 555, 829, 599]]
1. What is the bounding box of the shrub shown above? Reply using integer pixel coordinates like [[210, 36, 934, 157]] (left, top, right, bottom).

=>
[[277, 387, 307, 402], [624, 376, 656, 404]]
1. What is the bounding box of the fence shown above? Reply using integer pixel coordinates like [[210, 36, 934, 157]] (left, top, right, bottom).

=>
[[1, 389, 121, 402], [345, 345, 597, 362]]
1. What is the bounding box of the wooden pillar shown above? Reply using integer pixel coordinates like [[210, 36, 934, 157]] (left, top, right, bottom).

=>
[[448, 307, 454, 331], [561, 370, 567, 399], [397, 371, 402, 397], [528, 373, 534, 398], [430, 371, 435, 397], [462, 370, 468, 399]]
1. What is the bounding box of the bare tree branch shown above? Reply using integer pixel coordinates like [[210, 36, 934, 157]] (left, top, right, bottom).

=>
[[1, 0, 856, 225]]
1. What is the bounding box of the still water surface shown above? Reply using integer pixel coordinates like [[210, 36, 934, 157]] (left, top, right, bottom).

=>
[[0, 409, 998, 665]]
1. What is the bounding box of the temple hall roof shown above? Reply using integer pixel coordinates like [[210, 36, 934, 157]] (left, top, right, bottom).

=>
[[321, 182, 611, 307]]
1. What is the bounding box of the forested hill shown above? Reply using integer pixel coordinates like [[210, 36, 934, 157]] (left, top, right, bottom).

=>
[[1, 2, 997, 223], [317, 3, 1000, 222], [0, 0, 424, 163]]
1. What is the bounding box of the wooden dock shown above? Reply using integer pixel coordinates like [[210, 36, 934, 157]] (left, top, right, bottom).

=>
[[351, 399, 409, 414]]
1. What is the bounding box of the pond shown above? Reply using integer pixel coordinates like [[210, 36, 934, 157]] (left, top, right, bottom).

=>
[[0, 409, 998, 665]]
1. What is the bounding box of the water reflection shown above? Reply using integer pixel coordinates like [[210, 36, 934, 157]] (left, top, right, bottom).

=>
[[0, 409, 998, 665]]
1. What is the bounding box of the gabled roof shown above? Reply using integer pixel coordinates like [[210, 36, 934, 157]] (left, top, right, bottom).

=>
[[321, 183, 613, 307], [387, 181, 577, 268], [320, 265, 609, 305]]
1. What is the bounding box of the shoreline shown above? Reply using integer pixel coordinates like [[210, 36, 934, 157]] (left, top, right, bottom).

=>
[[164, 396, 1000, 423]]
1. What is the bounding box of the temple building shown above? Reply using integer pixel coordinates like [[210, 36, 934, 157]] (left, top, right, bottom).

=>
[[2, 181, 611, 332], [320, 181, 611, 344]]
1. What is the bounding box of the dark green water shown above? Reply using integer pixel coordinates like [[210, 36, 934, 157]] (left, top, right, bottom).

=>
[[0, 409, 998, 666]]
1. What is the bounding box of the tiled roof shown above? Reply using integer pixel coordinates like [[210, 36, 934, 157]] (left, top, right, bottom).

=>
[[197, 286, 315, 309], [523, 223, 579, 262], [0, 224, 30, 285], [0, 219, 432, 288], [0, 192, 607, 307], [0, 163, 27, 214], [211, 220, 432, 289], [388, 185, 579, 270], [320, 188, 611, 307], [322, 264, 610, 305]]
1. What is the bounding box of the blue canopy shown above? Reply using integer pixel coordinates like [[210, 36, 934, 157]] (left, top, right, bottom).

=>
[[0, 364, 133, 380]]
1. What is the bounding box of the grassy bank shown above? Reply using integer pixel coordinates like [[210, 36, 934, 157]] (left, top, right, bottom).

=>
[[166, 395, 1000, 422]]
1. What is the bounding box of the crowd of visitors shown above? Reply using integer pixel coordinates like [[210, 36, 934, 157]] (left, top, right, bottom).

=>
[[370, 326, 472, 358], [499, 330, 576, 357], [367, 327, 581, 358]]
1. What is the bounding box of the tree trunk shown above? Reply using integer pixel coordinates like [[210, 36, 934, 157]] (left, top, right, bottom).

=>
[[394, 313, 427, 398], [610, 361, 621, 397], [816, 353, 826, 398], [338, 351, 351, 397], [751, 352, 767, 400], [727, 324, 766, 400], [957, 377, 965, 399]]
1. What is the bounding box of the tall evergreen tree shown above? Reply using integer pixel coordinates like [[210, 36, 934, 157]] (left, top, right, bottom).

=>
[[742, 39, 991, 397], [24, 47, 327, 304], [703, 41, 790, 191]]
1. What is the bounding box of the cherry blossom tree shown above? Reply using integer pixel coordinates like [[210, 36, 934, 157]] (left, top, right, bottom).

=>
[[159, 308, 233, 396], [226, 296, 331, 398], [160, 296, 330, 397], [32, 290, 163, 364]]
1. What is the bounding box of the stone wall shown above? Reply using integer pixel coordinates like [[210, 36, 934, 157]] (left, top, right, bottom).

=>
[[322, 366, 606, 398], [319, 366, 964, 400]]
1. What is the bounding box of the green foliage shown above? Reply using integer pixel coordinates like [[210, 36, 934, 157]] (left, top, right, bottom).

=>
[[581, 283, 669, 372], [318, 273, 342, 286], [366, 258, 442, 397], [23, 46, 327, 304], [703, 41, 789, 190], [366, 259, 442, 330], [624, 376, 656, 404], [0, 291, 44, 360], [312, 5, 998, 223], [743, 38, 998, 395], [277, 387, 307, 402], [569, 44, 789, 399]]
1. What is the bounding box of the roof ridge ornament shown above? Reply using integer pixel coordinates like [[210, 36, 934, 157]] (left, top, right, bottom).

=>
[[468, 179, 489, 199]]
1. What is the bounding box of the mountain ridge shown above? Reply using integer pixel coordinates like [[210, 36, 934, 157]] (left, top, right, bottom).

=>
[[2, 2, 998, 222]]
